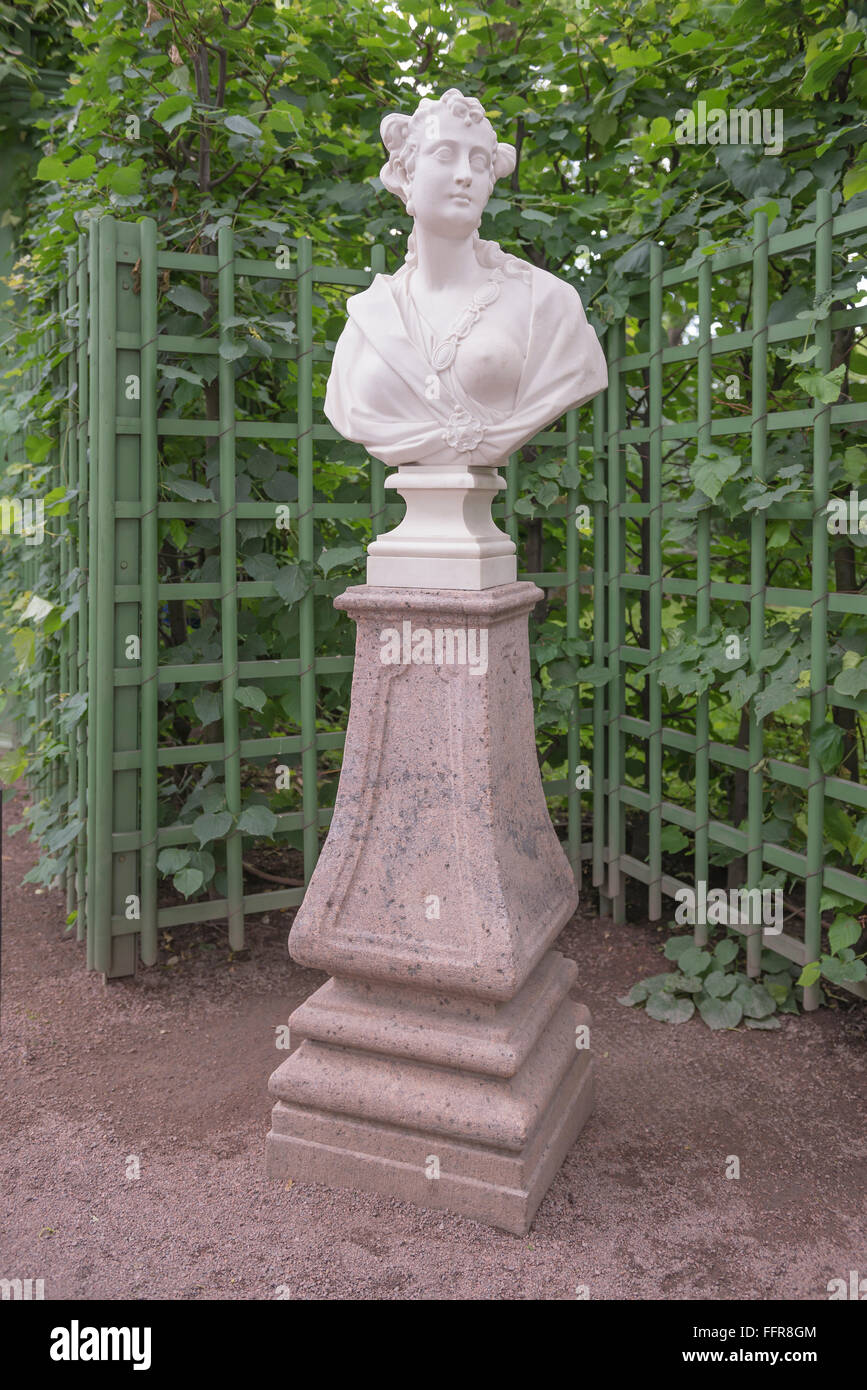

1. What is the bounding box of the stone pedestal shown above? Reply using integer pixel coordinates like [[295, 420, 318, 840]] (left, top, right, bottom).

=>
[[266, 582, 594, 1235]]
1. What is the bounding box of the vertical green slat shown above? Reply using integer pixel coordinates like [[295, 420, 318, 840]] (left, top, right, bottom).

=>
[[110, 226, 143, 978], [65, 248, 79, 918], [35, 327, 45, 790], [92, 216, 117, 974], [76, 232, 89, 941], [606, 319, 625, 920], [647, 243, 664, 921], [804, 189, 833, 1011], [566, 407, 580, 876], [53, 296, 64, 810], [694, 231, 712, 947], [84, 219, 99, 966], [297, 236, 319, 881], [591, 391, 607, 900], [59, 264, 71, 906], [139, 218, 159, 965], [218, 225, 244, 949], [369, 243, 386, 540], [747, 212, 769, 975]]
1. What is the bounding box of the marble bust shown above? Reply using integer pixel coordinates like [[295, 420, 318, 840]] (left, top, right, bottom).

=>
[[324, 87, 608, 587]]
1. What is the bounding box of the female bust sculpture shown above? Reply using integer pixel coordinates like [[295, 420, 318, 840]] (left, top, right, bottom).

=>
[[324, 87, 607, 472]]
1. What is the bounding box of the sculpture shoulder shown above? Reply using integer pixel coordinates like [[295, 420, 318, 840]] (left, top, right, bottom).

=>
[[527, 262, 587, 313], [346, 272, 396, 318]]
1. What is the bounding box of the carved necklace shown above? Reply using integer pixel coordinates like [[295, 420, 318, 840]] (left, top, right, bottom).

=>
[[429, 269, 506, 373]]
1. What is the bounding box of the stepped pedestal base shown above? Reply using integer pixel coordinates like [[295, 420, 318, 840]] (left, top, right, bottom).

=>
[[266, 955, 593, 1235]]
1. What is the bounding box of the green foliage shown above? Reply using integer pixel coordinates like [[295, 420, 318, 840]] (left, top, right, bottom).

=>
[[1, 0, 865, 950], [620, 930, 805, 1029]]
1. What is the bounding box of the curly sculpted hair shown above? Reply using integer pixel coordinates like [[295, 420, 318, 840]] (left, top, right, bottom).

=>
[[379, 88, 517, 207]]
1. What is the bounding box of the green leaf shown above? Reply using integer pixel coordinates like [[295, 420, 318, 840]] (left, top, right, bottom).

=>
[[273, 564, 307, 605], [833, 660, 867, 698], [660, 825, 689, 853], [663, 935, 695, 962], [669, 974, 704, 994], [157, 848, 192, 875], [812, 723, 845, 773], [639, 972, 681, 993], [609, 43, 661, 69], [744, 1016, 781, 1030], [820, 954, 867, 985], [159, 364, 204, 386], [234, 685, 266, 712], [107, 164, 141, 196], [645, 992, 695, 1024], [243, 552, 280, 581], [843, 161, 867, 201], [578, 664, 609, 687], [797, 960, 822, 988], [219, 341, 248, 361], [795, 364, 845, 403], [704, 969, 737, 998], [225, 114, 262, 138], [66, 154, 96, 180], [192, 810, 233, 846], [828, 915, 862, 956], [618, 983, 650, 1006], [174, 867, 204, 898], [824, 804, 853, 853], [238, 804, 278, 837], [733, 982, 776, 1019], [679, 946, 712, 976], [193, 690, 222, 726], [698, 996, 743, 1029], [318, 544, 363, 576], [764, 972, 793, 1005], [164, 476, 215, 502], [35, 155, 67, 182], [691, 448, 742, 501], [154, 93, 193, 132], [713, 938, 738, 966], [166, 284, 212, 317]]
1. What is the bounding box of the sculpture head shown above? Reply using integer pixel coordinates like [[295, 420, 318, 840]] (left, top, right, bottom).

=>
[[379, 89, 516, 239]]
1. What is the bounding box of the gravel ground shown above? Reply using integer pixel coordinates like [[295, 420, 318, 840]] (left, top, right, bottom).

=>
[[1, 787, 865, 1301]]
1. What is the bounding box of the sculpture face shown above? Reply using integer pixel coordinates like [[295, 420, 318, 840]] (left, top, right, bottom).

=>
[[408, 109, 494, 237]]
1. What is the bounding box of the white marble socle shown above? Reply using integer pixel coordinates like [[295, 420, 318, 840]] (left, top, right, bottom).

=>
[[323, 87, 607, 590], [365, 464, 516, 589]]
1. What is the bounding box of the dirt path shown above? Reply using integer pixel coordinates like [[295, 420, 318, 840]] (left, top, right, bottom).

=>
[[1, 788, 864, 1301]]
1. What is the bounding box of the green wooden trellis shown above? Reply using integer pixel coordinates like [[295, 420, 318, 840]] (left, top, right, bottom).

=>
[[29, 196, 867, 999], [603, 189, 867, 1009]]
